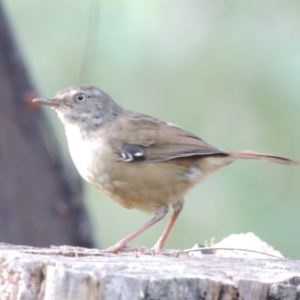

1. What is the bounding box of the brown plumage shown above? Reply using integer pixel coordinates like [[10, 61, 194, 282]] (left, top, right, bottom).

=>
[[33, 85, 300, 253]]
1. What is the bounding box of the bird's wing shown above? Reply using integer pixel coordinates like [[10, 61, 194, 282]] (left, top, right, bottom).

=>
[[104, 112, 227, 163]]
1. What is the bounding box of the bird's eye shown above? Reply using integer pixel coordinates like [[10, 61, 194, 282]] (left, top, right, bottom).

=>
[[75, 93, 86, 102]]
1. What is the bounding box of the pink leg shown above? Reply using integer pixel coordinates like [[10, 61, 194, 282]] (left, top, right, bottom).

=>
[[152, 201, 184, 252], [107, 206, 168, 253]]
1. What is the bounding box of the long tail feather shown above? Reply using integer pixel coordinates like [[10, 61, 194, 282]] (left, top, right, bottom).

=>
[[229, 150, 300, 165]]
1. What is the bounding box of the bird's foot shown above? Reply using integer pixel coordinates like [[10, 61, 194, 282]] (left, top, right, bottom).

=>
[[123, 245, 187, 257], [103, 244, 187, 257], [103, 244, 151, 254], [104, 243, 125, 254]]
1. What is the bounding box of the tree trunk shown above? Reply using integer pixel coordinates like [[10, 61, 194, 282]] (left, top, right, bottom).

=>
[[0, 1, 94, 248]]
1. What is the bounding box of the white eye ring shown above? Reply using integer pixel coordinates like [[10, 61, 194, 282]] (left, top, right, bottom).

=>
[[75, 93, 86, 102]]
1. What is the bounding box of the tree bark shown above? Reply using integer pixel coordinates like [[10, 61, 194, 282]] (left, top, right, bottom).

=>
[[0, 1, 94, 248]]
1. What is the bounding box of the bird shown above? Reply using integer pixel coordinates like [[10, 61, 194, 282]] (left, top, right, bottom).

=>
[[33, 85, 300, 253]]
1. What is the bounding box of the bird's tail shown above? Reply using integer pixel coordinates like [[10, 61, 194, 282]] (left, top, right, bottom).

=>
[[228, 150, 300, 165]]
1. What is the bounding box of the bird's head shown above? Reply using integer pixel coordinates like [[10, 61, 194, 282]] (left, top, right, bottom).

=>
[[33, 85, 124, 129]]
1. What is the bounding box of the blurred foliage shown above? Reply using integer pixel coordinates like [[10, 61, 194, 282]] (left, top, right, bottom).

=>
[[3, 0, 300, 258]]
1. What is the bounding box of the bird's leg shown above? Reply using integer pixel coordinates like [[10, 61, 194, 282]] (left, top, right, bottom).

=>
[[152, 200, 184, 252], [106, 206, 169, 253]]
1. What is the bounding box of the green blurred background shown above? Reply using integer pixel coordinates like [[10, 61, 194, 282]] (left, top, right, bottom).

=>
[[3, 0, 300, 258]]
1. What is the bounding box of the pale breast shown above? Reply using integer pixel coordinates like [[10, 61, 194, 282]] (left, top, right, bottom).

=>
[[64, 124, 113, 189]]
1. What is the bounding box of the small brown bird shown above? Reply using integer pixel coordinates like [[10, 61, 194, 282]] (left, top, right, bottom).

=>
[[34, 85, 299, 253]]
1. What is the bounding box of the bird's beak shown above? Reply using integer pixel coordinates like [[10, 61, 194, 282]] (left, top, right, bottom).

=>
[[32, 97, 60, 107]]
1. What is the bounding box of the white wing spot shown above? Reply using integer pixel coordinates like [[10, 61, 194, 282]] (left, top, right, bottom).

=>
[[121, 153, 133, 162], [167, 122, 179, 128], [134, 152, 143, 157]]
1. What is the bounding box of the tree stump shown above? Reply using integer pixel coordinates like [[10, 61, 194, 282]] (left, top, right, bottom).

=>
[[0, 242, 299, 300]]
